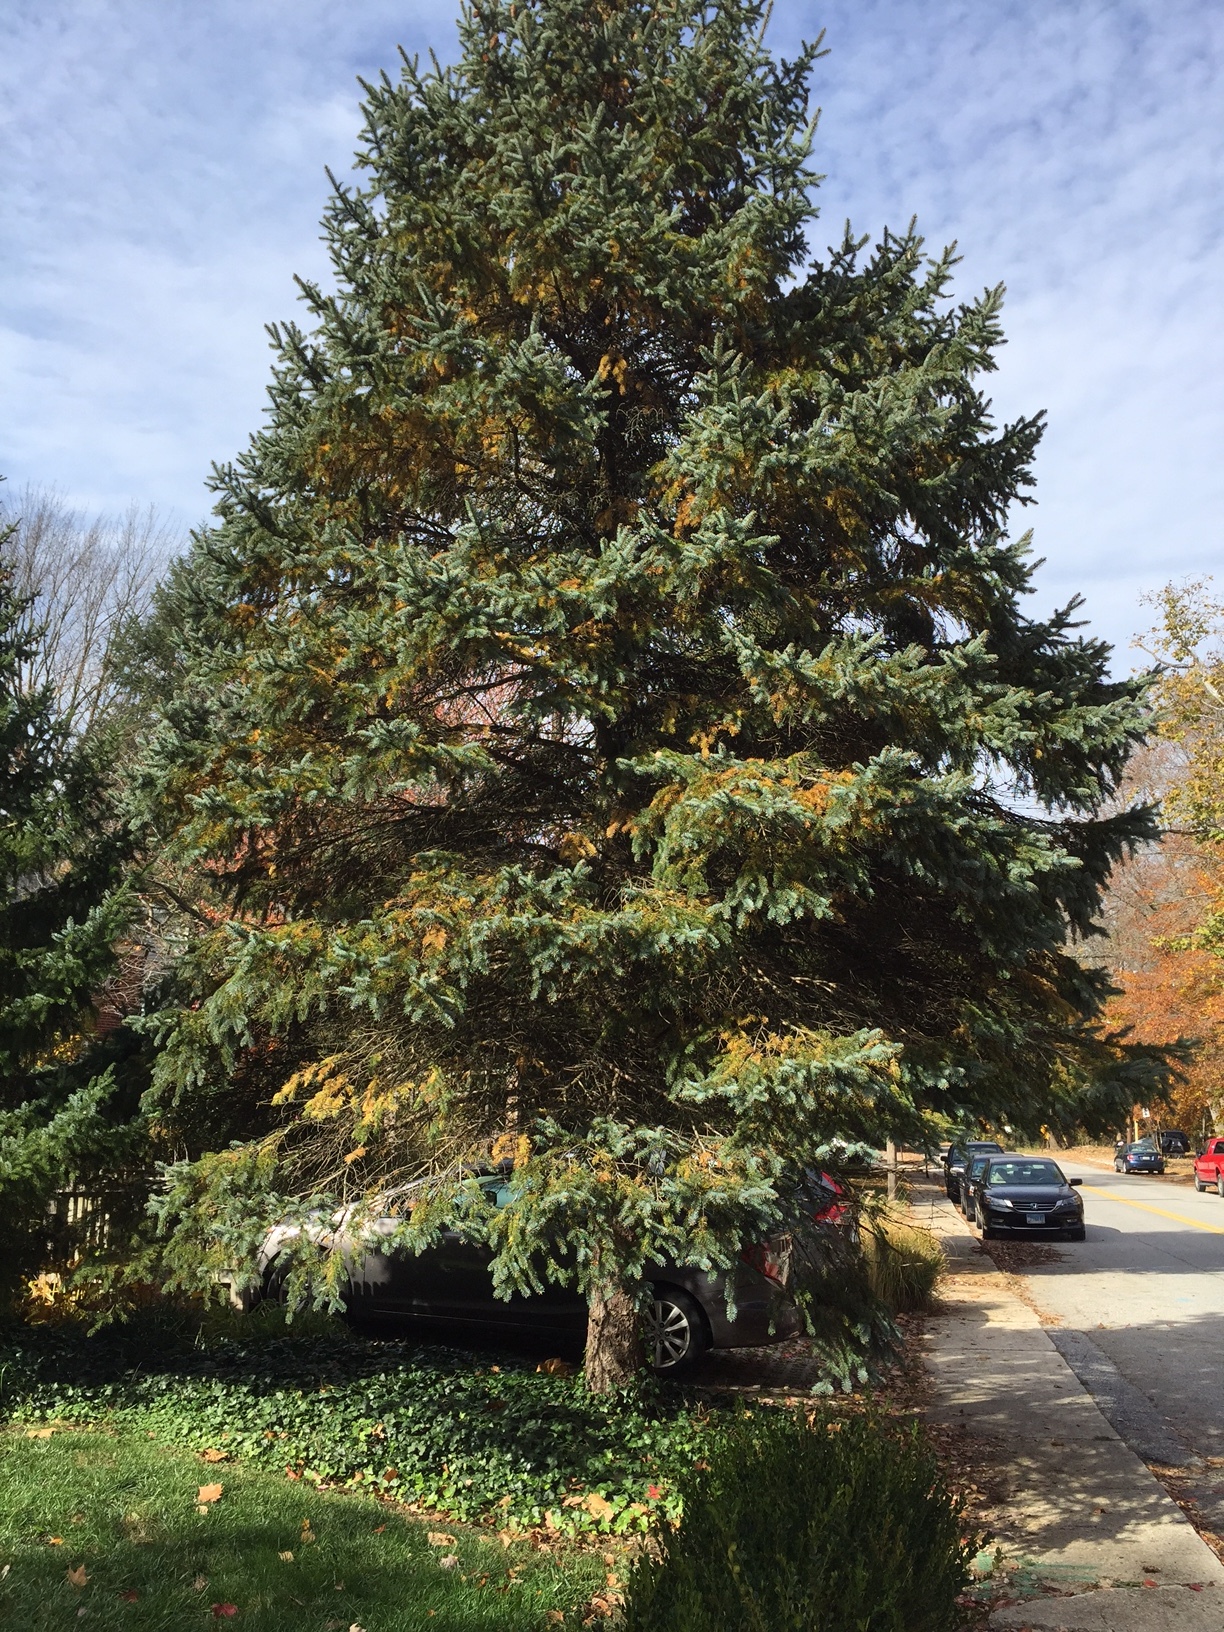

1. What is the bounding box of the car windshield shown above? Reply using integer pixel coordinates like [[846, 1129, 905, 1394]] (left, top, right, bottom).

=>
[[969, 1142, 1004, 1152], [967, 1156, 992, 1177], [1130, 1140, 1156, 1152], [987, 1160, 1064, 1187]]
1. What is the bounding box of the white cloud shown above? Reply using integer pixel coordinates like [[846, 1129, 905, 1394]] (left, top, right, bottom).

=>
[[2, 0, 1221, 664]]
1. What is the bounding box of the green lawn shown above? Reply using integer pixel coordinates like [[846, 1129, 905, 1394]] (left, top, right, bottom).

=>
[[0, 1426, 606, 1631]]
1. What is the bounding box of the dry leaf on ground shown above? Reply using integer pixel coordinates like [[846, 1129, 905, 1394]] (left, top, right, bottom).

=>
[[66, 1565, 89, 1588], [201, 1449, 227, 1463], [197, 1483, 223, 1504], [427, 1532, 457, 1547], [27, 1427, 54, 1439], [584, 1493, 614, 1522]]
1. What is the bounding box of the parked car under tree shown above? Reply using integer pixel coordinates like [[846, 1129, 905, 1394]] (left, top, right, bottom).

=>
[[260, 1170, 806, 1377]]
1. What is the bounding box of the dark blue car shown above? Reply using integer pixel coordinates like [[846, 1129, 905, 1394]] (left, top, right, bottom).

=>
[[1115, 1140, 1164, 1175]]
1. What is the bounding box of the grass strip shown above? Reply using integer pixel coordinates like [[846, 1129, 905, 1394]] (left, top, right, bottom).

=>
[[0, 1424, 605, 1631]]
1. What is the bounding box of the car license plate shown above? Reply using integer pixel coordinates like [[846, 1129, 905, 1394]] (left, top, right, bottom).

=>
[[1026, 1212, 1044, 1225]]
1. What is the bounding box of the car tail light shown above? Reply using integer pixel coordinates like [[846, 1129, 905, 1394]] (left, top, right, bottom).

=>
[[741, 1239, 788, 1285]]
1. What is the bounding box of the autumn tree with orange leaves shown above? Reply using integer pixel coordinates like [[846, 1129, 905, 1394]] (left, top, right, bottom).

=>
[[1100, 589, 1224, 1139]]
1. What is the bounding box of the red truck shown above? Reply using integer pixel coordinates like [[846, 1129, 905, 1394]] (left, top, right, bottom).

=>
[[1193, 1137, 1224, 1194]]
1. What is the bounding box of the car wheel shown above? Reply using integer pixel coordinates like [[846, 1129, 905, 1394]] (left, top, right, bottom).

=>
[[980, 1226, 996, 1240], [1217, 1175, 1224, 1199], [1064, 1227, 1086, 1242], [645, 1287, 710, 1378]]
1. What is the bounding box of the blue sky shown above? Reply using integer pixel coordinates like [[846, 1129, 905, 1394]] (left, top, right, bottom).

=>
[[2, 1, 1221, 664]]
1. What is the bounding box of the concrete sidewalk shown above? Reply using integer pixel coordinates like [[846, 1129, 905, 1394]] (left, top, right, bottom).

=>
[[913, 1187, 1224, 1631]]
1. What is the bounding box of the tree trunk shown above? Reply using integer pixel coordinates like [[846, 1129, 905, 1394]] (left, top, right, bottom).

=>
[[584, 1283, 644, 1393]]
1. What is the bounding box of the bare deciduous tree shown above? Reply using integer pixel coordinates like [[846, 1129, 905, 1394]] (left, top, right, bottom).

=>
[[0, 484, 177, 734]]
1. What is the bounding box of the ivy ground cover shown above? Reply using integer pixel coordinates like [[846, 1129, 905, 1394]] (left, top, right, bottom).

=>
[[1, 1322, 707, 1534]]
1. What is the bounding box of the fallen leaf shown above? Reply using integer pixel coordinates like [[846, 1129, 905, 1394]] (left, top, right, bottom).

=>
[[201, 1449, 227, 1463], [372, 1524, 385, 1533], [27, 1427, 54, 1439], [646, 1484, 662, 1500], [67, 1564, 89, 1588], [192, 1576, 208, 1592], [48, 1536, 64, 1546], [583, 1493, 614, 1523], [535, 1358, 574, 1377], [427, 1532, 457, 1547], [545, 1614, 565, 1625], [211, 1605, 238, 1619], [284, 1468, 300, 1481], [198, 1483, 223, 1504], [118, 1589, 139, 1601], [278, 1551, 294, 1562], [439, 1555, 459, 1570], [350, 1625, 368, 1632]]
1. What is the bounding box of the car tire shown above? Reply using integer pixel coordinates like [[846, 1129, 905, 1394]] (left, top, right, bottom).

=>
[[980, 1226, 996, 1240], [1064, 1227, 1086, 1242], [1195, 1174, 1207, 1191], [1217, 1175, 1224, 1199], [645, 1287, 710, 1378]]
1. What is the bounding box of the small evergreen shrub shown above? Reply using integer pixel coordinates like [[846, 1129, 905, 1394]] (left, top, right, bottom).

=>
[[622, 1410, 973, 1632]]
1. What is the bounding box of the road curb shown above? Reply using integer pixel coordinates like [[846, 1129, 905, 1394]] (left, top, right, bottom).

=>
[[989, 1583, 1224, 1630]]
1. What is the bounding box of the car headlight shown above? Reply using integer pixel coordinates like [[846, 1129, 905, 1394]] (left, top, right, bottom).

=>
[[1055, 1198, 1080, 1209], [987, 1195, 1014, 1209]]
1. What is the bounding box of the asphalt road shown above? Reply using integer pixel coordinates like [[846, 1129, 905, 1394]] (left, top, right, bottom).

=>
[[1008, 1157, 1224, 1467]]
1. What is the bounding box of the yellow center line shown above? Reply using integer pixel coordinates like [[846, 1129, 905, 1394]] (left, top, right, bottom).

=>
[[1078, 1183, 1224, 1235]]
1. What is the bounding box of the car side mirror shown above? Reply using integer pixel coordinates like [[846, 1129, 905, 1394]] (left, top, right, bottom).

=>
[[1068, 1177, 1082, 1186]]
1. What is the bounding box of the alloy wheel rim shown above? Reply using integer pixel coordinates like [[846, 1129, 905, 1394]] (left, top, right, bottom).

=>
[[646, 1299, 692, 1368]]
